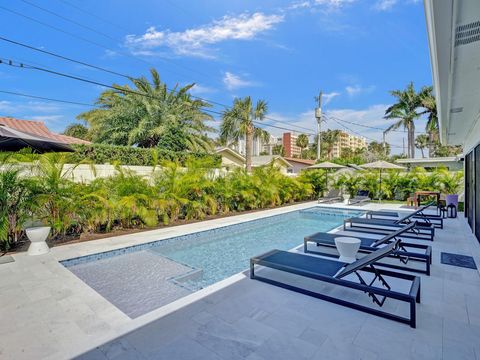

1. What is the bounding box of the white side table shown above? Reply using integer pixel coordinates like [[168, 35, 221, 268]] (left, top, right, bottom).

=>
[[334, 237, 361, 263], [26, 226, 51, 256]]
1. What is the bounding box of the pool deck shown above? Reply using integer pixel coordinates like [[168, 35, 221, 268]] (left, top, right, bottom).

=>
[[1, 201, 480, 359]]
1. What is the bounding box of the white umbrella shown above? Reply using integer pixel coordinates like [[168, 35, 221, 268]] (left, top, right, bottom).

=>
[[360, 160, 405, 201], [307, 161, 345, 190]]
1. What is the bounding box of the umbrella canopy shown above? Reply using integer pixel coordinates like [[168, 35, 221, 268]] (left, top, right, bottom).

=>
[[308, 162, 346, 193], [359, 160, 405, 170], [0, 124, 73, 153], [360, 161, 405, 201], [308, 161, 346, 170]]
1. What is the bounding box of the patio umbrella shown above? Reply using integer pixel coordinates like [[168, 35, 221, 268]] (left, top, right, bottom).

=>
[[0, 124, 73, 153], [360, 160, 405, 201], [307, 161, 345, 190]]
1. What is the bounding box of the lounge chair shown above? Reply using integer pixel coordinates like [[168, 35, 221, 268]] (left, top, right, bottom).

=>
[[304, 223, 432, 275], [349, 190, 370, 205], [365, 202, 443, 229], [250, 241, 421, 328], [344, 206, 436, 241], [318, 189, 342, 204]]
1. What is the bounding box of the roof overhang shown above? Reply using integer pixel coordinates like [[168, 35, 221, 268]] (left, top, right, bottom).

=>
[[424, 0, 480, 152]]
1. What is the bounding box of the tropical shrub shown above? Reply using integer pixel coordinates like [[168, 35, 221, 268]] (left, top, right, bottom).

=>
[[68, 144, 221, 167]]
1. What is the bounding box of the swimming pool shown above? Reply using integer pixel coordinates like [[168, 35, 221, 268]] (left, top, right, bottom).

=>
[[62, 207, 363, 318]]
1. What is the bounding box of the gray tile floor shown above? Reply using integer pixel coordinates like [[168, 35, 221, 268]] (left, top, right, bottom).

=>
[[75, 213, 480, 360], [1, 203, 480, 360]]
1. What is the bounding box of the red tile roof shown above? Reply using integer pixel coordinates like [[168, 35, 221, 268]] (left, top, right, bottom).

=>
[[284, 157, 316, 165], [0, 117, 90, 145]]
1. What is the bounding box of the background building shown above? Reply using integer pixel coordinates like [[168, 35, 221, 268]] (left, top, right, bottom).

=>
[[330, 131, 368, 158], [282, 132, 303, 157]]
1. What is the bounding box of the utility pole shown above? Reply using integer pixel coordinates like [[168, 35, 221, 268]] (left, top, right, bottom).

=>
[[382, 130, 387, 157], [315, 91, 323, 160]]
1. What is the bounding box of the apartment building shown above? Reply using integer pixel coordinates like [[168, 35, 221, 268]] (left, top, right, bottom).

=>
[[330, 131, 368, 158], [282, 132, 303, 157]]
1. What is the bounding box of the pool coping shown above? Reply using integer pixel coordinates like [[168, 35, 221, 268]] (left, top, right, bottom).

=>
[[7, 201, 412, 358]]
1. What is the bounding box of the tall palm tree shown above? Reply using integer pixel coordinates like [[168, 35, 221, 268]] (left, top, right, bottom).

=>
[[78, 68, 214, 151], [296, 134, 309, 158], [415, 134, 429, 158], [419, 86, 439, 157], [384, 82, 423, 158], [321, 129, 341, 160], [220, 97, 268, 172]]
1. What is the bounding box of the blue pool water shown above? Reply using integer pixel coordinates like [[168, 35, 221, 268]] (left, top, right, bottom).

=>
[[63, 207, 363, 317]]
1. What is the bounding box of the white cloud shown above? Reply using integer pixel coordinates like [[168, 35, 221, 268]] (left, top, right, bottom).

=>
[[289, 0, 356, 11], [222, 72, 258, 90], [189, 84, 217, 95], [323, 91, 341, 105], [28, 115, 64, 122], [125, 12, 284, 58], [373, 0, 397, 11], [345, 84, 375, 96]]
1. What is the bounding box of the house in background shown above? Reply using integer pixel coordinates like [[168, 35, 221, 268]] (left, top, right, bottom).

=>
[[396, 156, 463, 171], [215, 147, 245, 169], [0, 116, 90, 145], [215, 148, 292, 173], [251, 155, 292, 174], [284, 157, 315, 174]]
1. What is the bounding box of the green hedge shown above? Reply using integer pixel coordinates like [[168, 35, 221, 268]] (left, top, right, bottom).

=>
[[68, 144, 221, 166]]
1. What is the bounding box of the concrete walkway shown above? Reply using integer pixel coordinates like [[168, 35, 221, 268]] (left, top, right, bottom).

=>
[[1, 202, 480, 359]]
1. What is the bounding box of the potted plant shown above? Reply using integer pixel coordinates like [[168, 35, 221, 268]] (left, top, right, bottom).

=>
[[440, 171, 463, 208]]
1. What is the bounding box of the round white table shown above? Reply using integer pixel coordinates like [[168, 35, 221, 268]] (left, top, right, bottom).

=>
[[334, 236, 361, 263]]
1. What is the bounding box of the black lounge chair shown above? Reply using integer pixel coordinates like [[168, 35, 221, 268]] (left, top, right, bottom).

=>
[[318, 189, 342, 204], [365, 202, 443, 229], [304, 223, 432, 275], [349, 190, 370, 205], [344, 206, 435, 241], [250, 241, 421, 328]]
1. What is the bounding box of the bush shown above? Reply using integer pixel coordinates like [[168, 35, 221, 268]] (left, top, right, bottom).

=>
[[68, 144, 221, 167]]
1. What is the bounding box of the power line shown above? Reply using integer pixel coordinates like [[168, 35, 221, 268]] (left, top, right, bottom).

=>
[[0, 4, 212, 81], [323, 114, 404, 148], [0, 36, 315, 133], [324, 112, 428, 135], [55, 0, 130, 33], [0, 89, 96, 107], [20, 0, 119, 42]]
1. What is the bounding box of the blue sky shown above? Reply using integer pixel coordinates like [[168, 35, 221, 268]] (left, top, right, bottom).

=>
[[0, 0, 430, 153]]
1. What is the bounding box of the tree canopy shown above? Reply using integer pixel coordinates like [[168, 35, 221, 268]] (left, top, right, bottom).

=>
[[77, 68, 214, 152]]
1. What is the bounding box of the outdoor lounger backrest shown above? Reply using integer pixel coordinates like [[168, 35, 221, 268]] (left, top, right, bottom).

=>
[[335, 240, 399, 279], [357, 190, 369, 197], [395, 202, 434, 223], [371, 223, 416, 247], [327, 189, 341, 197]]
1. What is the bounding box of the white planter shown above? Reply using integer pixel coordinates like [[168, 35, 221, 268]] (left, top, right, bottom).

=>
[[343, 194, 351, 204], [26, 226, 51, 256]]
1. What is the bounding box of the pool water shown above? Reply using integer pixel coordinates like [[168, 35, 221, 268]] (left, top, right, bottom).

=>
[[152, 208, 361, 289], [63, 207, 363, 318]]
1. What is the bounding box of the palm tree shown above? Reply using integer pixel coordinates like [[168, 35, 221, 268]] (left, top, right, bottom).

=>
[[296, 134, 309, 158], [384, 82, 423, 158], [415, 134, 429, 158], [220, 97, 269, 172], [78, 68, 214, 151], [321, 129, 341, 160], [419, 86, 438, 157]]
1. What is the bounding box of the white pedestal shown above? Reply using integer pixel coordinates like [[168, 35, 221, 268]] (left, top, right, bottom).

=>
[[334, 237, 361, 263], [26, 227, 51, 256], [343, 194, 350, 204]]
